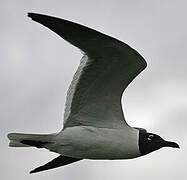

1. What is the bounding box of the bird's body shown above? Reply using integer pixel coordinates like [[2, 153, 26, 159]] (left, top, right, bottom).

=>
[[7, 12, 179, 174], [48, 126, 140, 159]]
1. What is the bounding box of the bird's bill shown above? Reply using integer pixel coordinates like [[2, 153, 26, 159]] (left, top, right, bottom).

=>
[[164, 141, 180, 148]]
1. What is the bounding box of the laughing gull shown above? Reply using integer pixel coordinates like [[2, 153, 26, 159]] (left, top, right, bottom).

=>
[[8, 13, 179, 174]]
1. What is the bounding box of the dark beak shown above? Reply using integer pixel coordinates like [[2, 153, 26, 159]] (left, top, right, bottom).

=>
[[164, 141, 180, 148]]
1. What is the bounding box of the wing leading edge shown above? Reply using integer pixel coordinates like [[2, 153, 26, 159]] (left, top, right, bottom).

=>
[[28, 13, 147, 129]]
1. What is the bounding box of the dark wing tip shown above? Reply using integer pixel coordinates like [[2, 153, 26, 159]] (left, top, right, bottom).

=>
[[27, 12, 32, 17], [29, 163, 53, 174], [28, 12, 40, 18], [27, 12, 53, 22], [29, 155, 82, 174], [30, 168, 39, 174], [28, 12, 45, 20], [28, 12, 36, 19], [30, 166, 46, 174]]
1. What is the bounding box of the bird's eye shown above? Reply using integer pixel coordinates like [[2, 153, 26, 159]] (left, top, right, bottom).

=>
[[148, 135, 154, 141]]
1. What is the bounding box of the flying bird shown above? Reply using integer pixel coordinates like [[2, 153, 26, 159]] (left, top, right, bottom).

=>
[[8, 13, 179, 174]]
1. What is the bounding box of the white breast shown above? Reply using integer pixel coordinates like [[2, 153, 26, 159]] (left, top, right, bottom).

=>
[[51, 126, 140, 159]]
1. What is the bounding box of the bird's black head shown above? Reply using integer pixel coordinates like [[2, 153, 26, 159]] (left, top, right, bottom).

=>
[[138, 130, 180, 156]]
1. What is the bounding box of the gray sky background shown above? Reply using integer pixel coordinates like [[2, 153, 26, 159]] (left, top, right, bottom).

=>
[[1, 0, 187, 179]]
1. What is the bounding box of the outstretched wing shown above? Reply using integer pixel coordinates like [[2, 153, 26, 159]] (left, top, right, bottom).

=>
[[28, 13, 147, 129], [30, 155, 81, 173]]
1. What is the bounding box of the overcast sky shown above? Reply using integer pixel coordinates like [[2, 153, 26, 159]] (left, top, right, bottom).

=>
[[1, 0, 187, 179]]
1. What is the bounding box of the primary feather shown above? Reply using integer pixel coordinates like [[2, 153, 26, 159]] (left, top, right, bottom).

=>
[[28, 13, 147, 129]]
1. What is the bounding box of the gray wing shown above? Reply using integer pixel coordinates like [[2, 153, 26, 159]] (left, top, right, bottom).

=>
[[28, 13, 147, 129]]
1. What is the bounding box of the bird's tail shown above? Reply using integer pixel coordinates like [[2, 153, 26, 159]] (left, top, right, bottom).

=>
[[7, 133, 56, 148]]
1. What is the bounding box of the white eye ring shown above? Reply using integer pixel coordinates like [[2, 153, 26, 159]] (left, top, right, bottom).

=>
[[148, 135, 154, 141]]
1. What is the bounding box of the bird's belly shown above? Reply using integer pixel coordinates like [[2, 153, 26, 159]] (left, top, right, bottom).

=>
[[51, 126, 140, 159]]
